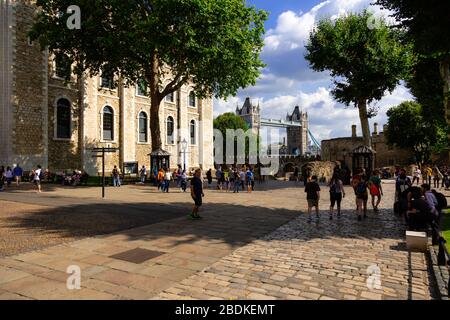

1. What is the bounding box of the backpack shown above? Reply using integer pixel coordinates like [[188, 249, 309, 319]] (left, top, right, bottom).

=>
[[356, 182, 366, 195], [432, 191, 447, 211], [330, 181, 337, 193]]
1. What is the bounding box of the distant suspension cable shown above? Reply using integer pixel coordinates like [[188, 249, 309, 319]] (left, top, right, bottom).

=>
[[308, 129, 321, 150]]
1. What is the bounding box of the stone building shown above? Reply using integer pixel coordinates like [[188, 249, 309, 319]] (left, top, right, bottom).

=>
[[286, 106, 308, 156], [321, 123, 414, 171], [235, 97, 260, 133], [0, 1, 214, 175]]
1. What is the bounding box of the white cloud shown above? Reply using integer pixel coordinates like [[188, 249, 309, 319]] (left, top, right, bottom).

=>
[[214, 85, 413, 142], [214, 0, 410, 143]]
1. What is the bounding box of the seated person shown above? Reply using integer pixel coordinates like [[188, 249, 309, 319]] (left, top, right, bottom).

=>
[[406, 187, 433, 231]]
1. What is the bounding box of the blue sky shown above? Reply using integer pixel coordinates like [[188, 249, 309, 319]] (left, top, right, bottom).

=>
[[214, 0, 412, 143]]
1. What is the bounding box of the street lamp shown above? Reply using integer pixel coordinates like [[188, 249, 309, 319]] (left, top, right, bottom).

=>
[[181, 138, 188, 171]]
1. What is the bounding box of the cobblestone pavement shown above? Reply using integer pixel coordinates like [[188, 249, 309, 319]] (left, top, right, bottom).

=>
[[0, 180, 440, 299]]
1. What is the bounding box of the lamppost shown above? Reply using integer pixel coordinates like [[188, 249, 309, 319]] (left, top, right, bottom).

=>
[[181, 138, 188, 171]]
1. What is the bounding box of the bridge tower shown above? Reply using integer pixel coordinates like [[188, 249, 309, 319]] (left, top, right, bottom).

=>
[[235, 97, 260, 133], [286, 106, 309, 156]]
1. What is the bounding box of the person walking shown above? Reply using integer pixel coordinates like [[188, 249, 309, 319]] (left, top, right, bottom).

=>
[[352, 169, 368, 221], [189, 168, 204, 220], [233, 169, 241, 193], [164, 168, 172, 192], [206, 168, 212, 189], [239, 168, 245, 191], [180, 170, 188, 192], [426, 165, 432, 186], [412, 166, 421, 186], [112, 165, 121, 187], [369, 170, 383, 212], [433, 166, 443, 189], [4, 166, 13, 188], [139, 165, 147, 184], [246, 168, 254, 193], [13, 164, 23, 187], [33, 165, 43, 193], [215, 167, 223, 191], [157, 168, 165, 191], [305, 175, 321, 223], [329, 173, 345, 220]]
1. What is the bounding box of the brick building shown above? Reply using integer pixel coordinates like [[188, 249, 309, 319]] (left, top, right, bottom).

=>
[[0, 1, 214, 175]]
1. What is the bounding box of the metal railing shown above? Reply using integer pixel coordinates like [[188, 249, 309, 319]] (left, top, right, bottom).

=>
[[431, 220, 450, 298]]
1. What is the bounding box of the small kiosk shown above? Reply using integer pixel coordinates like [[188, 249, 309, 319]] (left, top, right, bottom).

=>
[[351, 145, 375, 175], [149, 149, 171, 172]]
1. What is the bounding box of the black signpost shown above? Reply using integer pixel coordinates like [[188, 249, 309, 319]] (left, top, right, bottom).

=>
[[91, 147, 119, 198]]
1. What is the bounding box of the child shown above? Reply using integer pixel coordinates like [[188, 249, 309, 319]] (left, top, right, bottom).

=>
[[305, 175, 321, 223]]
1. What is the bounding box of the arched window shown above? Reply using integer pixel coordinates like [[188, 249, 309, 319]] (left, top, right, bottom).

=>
[[56, 98, 71, 139], [188, 91, 196, 107], [138, 112, 148, 143], [103, 106, 114, 140], [167, 116, 174, 144], [190, 120, 196, 145]]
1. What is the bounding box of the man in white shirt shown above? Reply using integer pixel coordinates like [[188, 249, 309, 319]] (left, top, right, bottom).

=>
[[412, 167, 421, 186], [164, 170, 172, 193]]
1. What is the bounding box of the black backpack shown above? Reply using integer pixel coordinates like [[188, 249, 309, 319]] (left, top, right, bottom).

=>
[[432, 191, 447, 211]]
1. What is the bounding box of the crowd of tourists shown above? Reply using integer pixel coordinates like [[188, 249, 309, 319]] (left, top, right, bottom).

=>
[[304, 168, 384, 223], [303, 164, 448, 231], [211, 166, 257, 193], [0, 164, 43, 193]]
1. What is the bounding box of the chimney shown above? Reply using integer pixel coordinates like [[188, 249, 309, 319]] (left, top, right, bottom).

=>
[[373, 122, 378, 135], [351, 125, 357, 138]]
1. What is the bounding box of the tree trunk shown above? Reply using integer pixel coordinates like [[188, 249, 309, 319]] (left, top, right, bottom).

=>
[[357, 99, 371, 147], [148, 50, 162, 151], [439, 58, 450, 160]]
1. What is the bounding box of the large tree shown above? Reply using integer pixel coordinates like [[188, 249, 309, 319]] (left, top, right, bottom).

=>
[[376, 0, 450, 153], [213, 112, 254, 165], [305, 10, 412, 147], [386, 101, 446, 164], [31, 0, 267, 151]]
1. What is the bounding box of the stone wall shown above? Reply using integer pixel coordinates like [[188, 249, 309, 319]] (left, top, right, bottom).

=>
[[301, 161, 339, 183], [9, 1, 49, 170]]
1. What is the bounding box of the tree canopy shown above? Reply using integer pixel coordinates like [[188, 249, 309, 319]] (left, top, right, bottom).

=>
[[31, 0, 267, 150], [386, 101, 446, 164], [376, 0, 450, 155], [305, 10, 412, 147]]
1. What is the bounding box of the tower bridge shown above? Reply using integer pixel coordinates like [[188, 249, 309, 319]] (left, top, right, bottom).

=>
[[236, 97, 321, 155]]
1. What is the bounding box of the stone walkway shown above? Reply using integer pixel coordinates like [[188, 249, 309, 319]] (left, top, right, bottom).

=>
[[0, 181, 438, 299]]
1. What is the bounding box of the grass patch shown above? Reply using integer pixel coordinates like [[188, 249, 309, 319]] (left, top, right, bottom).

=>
[[442, 209, 450, 252]]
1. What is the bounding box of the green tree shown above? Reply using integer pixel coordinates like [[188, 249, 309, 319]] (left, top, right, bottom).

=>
[[376, 0, 450, 152], [386, 101, 446, 164], [213, 112, 257, 165], [31, 0, 267, 151], [305, 10, 412, 147]]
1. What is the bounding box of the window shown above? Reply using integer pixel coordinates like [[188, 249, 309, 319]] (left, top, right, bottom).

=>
[[54, 54, 71, 80], [190, 120, 196, 145], [188, 91, 196, 107], [167, 116, 174, 144], [56, 98, 71, 139], [165, 92, 175, 103], [136, 79, 148, 96], [103, 106, 114, 140], [100, 70, 115, 89], [138, 112, 148, 143]]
